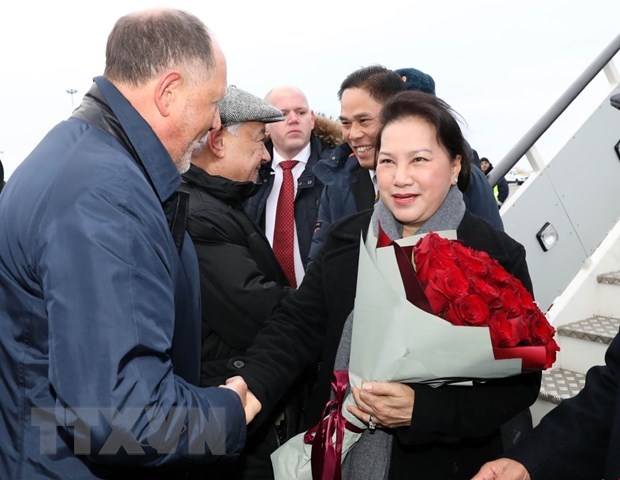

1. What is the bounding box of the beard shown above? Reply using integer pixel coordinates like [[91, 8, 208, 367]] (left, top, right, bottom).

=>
[[175, 140, 196, 174]]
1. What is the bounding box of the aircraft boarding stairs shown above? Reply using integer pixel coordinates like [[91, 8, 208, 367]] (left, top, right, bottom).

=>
[[487, 33, 620, 426], [530, 231, 620, 425]]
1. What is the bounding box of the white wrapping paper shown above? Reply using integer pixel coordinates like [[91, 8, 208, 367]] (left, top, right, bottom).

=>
[[271, 230, 523, 479]]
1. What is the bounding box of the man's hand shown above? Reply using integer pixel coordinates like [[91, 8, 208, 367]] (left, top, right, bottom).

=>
[[471, 459, 531, 480], [244, 389, 262, 424], [220, 375, 248, 405], [348, 381, 414, 429], [220, 376, 262, 423]]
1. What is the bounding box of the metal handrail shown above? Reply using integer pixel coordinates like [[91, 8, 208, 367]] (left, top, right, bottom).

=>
[[488, 32, 620, 186]]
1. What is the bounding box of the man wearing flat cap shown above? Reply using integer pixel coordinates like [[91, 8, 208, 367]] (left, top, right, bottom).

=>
[[180, 85, 299, 479]]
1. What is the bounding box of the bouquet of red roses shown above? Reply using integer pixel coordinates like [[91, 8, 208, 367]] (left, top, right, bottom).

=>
[[272, 228, 559, 480], [410, 231, 559, 370]]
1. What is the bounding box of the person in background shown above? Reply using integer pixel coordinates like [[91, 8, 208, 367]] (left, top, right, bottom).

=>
[[310, 65, 505, 263], [309, 66, 405, 262], [480, 157, 509, 207], [181, 85, 300, 479], [244, 86, 341, 284], [394, 66, 436, 94], [0, 158, 5, 193], [395, 67, 504, 228], [229, 91, 541, 479], [0, 9, 251, 479]]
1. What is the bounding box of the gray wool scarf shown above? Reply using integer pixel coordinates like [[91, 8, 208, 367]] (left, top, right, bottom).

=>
[[334, 186, 465, 479]]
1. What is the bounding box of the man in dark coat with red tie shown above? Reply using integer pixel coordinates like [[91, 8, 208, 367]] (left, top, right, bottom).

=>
[[244, 86, 341, 279]]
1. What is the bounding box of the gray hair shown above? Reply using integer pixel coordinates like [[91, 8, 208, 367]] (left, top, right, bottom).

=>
[[191, 124, 241, 157], [104, 9, 215, 87], [225, 124, 241, 136]]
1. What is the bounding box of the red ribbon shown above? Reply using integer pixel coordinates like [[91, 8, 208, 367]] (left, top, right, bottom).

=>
[[376, 222, 434, 314], [303, 370, 364, 480], [376, 222, 393, 248], [493, 345, 547, 371]]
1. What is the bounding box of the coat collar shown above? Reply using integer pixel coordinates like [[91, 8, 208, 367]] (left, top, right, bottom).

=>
[[93, 76, 180, 203], [182, 164, 257, 207]]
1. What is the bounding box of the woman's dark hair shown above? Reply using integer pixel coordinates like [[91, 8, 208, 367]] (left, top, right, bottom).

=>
[[375, 90, 471, 191]]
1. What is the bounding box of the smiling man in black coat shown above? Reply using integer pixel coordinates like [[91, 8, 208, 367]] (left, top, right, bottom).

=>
[[181, 85, 299, 479]]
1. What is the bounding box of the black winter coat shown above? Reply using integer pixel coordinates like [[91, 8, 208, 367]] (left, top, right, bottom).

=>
[[233, 209, 541, 479], [509, 331, 620, 479], [181, 165, 298, 480], [181, 165, 292, 382]]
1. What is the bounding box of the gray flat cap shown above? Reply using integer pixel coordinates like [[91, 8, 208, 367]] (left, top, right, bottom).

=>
[[219, 85, 285, 127]]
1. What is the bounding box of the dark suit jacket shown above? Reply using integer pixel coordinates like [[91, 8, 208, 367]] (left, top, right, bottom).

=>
[[509, 332, 620, 479], [244, 134, 329, 269]]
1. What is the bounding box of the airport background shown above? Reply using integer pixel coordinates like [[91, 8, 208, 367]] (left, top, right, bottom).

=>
[[1, 0, 619, 179]]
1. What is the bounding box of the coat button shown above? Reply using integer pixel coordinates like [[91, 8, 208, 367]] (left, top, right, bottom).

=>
[[233, 360, 245, 369]]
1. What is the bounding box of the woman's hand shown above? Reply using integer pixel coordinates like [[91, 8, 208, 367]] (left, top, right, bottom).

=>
[[347, 381, 414, 429]]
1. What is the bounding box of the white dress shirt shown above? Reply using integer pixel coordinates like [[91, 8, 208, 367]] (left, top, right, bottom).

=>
[[265, 143, 311, 286]]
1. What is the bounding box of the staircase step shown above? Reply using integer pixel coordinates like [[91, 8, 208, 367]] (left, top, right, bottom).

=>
[[531, 368, 586, 426], [597, 270, 620, 285], [557, 315, 620, 344], [539, 368, 586, 405]]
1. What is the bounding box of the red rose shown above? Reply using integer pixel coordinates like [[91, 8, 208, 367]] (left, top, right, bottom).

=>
[[544, 339, 560, 369], [444, 294, 489, 326], [416, 253, 455, 284], [529, 309, 556, 343], [488, 313, 528, 348], [488, 262, 514, 286], [500, 289, 523, 318], [516, 285, 536, 307], [423, 277, 450, 314], [469, 276, 502, 306], [410, 231, 560, 371], [430, 265, 469, 300], [415, 241, 455, 276], [412, 233, 434, 268], [456, 254, 489, 277]]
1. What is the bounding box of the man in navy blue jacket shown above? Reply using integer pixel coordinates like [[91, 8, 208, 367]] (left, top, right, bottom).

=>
[[0, 9, 250, 479]]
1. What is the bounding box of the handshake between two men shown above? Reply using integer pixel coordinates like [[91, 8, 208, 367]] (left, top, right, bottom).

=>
[[221, 376, 262, 424]]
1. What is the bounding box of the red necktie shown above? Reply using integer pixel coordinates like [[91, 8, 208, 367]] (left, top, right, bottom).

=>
[[273, 160, 298, 288]]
